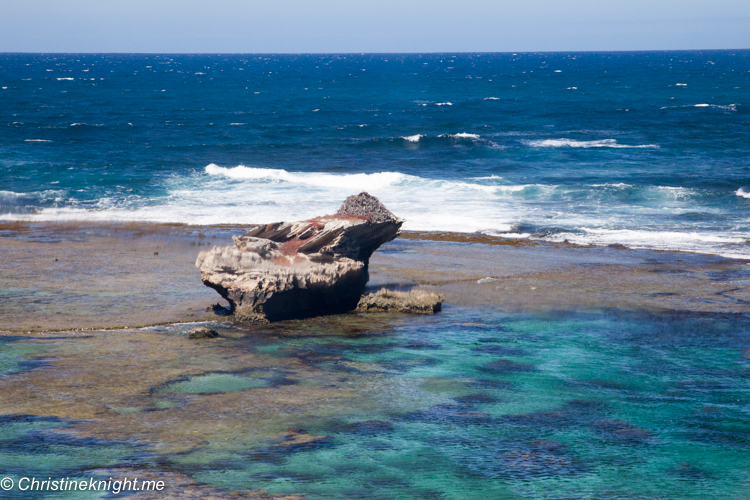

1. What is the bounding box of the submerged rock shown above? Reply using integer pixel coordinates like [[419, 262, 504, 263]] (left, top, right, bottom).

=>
[[338, 420, 395, 435], [356, 288, 445, 314], [196, 193, 404, 323], [188, 326, 219, 339], [274, 428, 333, 450]]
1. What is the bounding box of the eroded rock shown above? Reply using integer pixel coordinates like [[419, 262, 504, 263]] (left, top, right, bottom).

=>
[[196, 193, 403, 323], [356, 288, 445, 314], [188, 327, 219, 339]]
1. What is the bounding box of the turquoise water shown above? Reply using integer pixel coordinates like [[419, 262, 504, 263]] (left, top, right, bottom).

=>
[[2, 51, 750, 257], [2, 307, 750, 497], [191, 309, 750, 499], [0, 416, 133, 500]]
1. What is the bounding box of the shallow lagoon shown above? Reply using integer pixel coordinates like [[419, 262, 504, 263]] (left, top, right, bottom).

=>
[[2, 305, 749, 499]]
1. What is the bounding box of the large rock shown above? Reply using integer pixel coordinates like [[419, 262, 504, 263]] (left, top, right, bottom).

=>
[[196, 193, 403, 323]]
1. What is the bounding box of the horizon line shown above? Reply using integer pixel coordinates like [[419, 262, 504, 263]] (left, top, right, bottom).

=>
[[2, 48, 749, 56]]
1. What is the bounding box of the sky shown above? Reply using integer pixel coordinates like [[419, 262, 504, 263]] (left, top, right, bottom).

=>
[[1, 0, 749, 53]]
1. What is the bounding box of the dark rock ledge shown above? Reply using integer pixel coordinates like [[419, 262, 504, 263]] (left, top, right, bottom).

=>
[[357, 288, 445, 314], [196, 192, 408, 323]]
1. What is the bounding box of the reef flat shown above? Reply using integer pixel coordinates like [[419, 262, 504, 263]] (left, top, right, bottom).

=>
[[1, 222, 750, 499]]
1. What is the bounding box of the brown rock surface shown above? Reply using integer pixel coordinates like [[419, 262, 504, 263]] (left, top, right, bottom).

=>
[[188, 326, 219, 339], [196, 193, 403, 323], [356, 288, 445, 314]]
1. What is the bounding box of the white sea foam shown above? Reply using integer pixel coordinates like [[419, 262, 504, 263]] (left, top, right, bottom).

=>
[[5, 165, 748, 259], [4, 165, 523, 233], [736, 188, 750, 199], [440, 133, 480, 140], [484, 97, 500, 100], [56, 77, 74, 81], [204, 164, 411, 190], [229, 123, 247, 126], [675, 83, 687, 86], [590, 183, 632, 188], [435, 102, 453, 106], [696, 103, 737, 111], [662, 103, 737, 111], [485, 232, 532, 239], [543, 228, 749, 259], [524, 139, 659, 149], [477, 277, 499, 284], [402, 134, 423, 142], [24, 139, 51, 142], [0, 190, 27, 198]]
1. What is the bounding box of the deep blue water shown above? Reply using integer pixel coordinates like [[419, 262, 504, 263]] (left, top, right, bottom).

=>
[[1, 51, 750, 256]]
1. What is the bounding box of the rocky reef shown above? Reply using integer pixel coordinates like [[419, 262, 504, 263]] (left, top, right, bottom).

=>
[[357, 288, 445, 314], [196, 193, 404, 323]]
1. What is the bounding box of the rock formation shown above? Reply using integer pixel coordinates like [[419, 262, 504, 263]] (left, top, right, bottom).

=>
[[196, 192, 404, 323], [188, 326, 219, 339], [356, 288, 445, 314]]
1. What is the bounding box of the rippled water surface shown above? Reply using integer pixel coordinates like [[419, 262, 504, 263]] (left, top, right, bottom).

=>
[[2, 306, 749, 498], [1, 51, 750, 256]]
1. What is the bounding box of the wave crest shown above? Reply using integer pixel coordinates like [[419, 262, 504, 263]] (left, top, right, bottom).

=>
[[439, 133, 480, 140], [401, 134, 423, 143], [204, 164, 410, 190], [524, 139, 659, 149]]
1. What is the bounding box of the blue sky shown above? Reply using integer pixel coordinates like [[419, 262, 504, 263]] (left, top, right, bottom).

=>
[[1, 0, 749, 53]]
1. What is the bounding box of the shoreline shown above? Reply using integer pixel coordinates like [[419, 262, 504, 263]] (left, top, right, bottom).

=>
[[5, 219, 747, 258], [1, 220, 748, 333]]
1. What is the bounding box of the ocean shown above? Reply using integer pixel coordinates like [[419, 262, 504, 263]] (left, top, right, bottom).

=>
[[1, 51, 749, 257], [3, 51, 750, 499]]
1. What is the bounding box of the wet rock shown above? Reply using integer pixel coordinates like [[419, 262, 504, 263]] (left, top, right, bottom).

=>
[[188, 327, 219, 339], [196, 193, 403, 323], [357, 288, 444, 314]]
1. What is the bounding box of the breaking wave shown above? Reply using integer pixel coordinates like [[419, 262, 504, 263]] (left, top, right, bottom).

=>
[[661, 103, 738, 111], [542, 228, 750, 260], [524, 139, 659, 149], [3, 165, 748, 259], [401, 134, 423, 142], [439, 133, 481, 140]]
